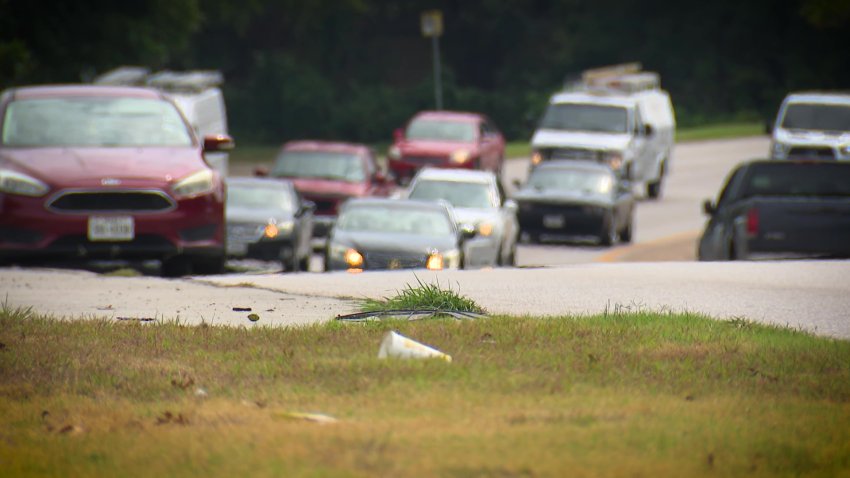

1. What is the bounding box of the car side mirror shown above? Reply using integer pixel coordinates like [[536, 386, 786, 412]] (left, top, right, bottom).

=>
[[503, 198, 518, 213], [254, 166, 269, 177], [203, 134, 235, 152], [511, 178, 522, 189], [702, 199, 716, 216], [643, 124, 654, 137], [459, 223, 477, 241], [393, 128, 404, 142]]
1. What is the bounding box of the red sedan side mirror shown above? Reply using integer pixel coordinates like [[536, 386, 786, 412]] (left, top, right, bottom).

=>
[[203, 134, 235, 152], [393, 128, 404, 142]]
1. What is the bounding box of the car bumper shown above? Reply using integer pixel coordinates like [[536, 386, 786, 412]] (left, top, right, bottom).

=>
[[517, 202, 609, 237], [0, 192, 224, 262]]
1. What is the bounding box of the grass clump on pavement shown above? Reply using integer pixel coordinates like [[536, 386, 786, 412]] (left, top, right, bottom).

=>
[[360, 277, 485, 314], [1, 302, 849, 477]]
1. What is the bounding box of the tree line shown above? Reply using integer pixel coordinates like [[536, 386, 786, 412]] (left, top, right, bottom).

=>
[[2, 0, 848, 143]]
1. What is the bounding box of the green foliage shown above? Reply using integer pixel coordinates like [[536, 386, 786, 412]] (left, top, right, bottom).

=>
[[360, 276, 486, 314]]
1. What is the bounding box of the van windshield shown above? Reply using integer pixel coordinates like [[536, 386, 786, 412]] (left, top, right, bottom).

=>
[[2, 97, 193, 147], [539, 103, 628, 134], [781, 103, 850, 133]]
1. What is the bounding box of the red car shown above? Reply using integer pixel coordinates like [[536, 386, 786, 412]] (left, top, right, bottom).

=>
[[388, 111, 506, 184], [0, 85, 232, 276], [260, 141, 396, 240]]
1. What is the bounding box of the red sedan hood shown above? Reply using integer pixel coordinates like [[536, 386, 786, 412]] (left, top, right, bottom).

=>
[[1, 147, 208, 187], [399, 139, 478, 156], [287, 177, 368, 197]]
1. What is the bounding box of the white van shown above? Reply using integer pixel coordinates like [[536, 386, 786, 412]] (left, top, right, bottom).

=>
[[95, 67, 231, 176], [769, 92, 850, 161], [530, 64, 676, 199]]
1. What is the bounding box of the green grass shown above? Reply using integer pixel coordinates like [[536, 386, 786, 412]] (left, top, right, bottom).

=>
[[360, 276, 486, 314], [676, 121, 766, 142], [2, 299, 849, 477]]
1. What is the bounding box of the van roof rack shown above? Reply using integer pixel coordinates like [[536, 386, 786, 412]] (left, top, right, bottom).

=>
[[564, 62, 660, 94], [146, 71, 224, 92]]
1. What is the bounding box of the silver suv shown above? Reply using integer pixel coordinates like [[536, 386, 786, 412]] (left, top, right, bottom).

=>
[[769, 92, 850, 161]]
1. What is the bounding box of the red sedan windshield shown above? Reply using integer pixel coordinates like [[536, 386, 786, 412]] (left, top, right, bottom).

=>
[[1, 97, 193, 147]]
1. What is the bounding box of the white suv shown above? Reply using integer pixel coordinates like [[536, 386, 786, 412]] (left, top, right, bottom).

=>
[[769, 92, 850, 161]]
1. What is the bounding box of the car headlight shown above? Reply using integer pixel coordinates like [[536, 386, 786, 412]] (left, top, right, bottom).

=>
[[450, 149, 471, 164], [329, 243, 363, 268], [604, 151, 624, 170], [771, 141, 789, 158], [173, 169, 215, 198], [426, 252, 443, 270], [477, 222, 494, 237], [0, 169, 49, 197], [531, 150, 543, 166], [264, 220, 294, 238]]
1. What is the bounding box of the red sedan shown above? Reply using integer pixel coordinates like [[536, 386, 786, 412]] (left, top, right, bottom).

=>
[[260, 141, 396, 240], [388, 111, 506, 184], [0, 85, 232, 276]]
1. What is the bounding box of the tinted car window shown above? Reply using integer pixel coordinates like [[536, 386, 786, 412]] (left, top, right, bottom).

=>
[[409, 180, 494, 208], [406, 119, 476, 142], [2, 97, 192, 147], [741, 163, 850, 198], [781, 103, 850, 132], [527, 168, 613, 194], [272, 151, 365, 182], [337, 205, 453, 235], [227, 184, 294, 211], [540, 103, 628, 134]]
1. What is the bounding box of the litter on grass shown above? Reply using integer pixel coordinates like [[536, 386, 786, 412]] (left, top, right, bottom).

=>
[[274, 411, 338, 424], [377, 330, 452, 362]]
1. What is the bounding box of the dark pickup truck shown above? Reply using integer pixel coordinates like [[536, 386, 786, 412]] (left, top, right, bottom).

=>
[[698, 160, 850, 260]]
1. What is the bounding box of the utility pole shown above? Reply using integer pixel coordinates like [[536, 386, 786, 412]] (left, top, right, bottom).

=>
[[421, 10, 444, 110]]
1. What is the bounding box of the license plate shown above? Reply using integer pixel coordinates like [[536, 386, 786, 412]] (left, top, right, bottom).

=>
[[543, 214, 565, 229], [88, 216, 134, 242]]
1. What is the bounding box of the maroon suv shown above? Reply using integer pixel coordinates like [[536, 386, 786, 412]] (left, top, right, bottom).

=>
[[388, 111, 506, 184], [0, 85, 232, 276], [261, 141, 396, 240]]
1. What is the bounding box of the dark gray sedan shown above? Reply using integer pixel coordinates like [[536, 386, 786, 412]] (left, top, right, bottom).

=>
[[514, 161, 634, 245], [225, 177, 314, 272], [324, 198, 475, 272]]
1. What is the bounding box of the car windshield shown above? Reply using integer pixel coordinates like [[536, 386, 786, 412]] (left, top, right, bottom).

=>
[[781, 103, 850, 132], [1, 97, 193, 147], [272, 151, 365, 182], [227, 184, 294, 211], [406, 119, 476, 142], [742, 163, 850, 198], [409, 179, 493, 208], [527, 168, 613, 195], [539, 103, 629, 134], [337, 205, 453, 235]]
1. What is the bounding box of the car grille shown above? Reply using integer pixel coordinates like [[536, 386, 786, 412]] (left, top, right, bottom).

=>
[[364, 250, 427, 270], [48, 190, 174, 213], [788, 146, 835, 160], [227, 223, 264, 242], [403, 155, 447, 166], [546, 148, 602, 162]]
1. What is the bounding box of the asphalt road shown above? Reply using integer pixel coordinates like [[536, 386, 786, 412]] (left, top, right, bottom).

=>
[[4, 136, 850, 339]]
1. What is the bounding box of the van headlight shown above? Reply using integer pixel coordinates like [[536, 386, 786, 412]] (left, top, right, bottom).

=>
[[0, 169, 49, 197], [450, 149, 471, 164], [771, 141, 789, 159], [173, 169, 215, 198], [604, 151, 624, 170]]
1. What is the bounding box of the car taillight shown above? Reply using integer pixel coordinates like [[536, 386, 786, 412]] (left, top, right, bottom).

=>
[[746, 208, 759, 237]]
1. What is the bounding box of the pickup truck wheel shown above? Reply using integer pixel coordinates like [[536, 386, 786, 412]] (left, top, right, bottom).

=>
[[193, 254, 226, 275], [161, 255, 193, 277], [646, 161, 666, 199]]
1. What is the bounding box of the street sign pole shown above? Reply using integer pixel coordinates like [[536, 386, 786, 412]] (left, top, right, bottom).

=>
[[432, 34, 442, 110], [421, 10, 444, 110]]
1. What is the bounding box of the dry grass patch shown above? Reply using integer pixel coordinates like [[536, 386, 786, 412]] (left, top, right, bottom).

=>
[[1, 304, 849, 477]]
